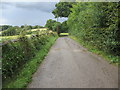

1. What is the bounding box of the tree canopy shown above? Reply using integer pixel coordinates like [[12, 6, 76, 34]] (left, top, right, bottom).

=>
[[45, 19, 68, 34], [52, 2, 75, 18], [0, 25, 12, 31], [45, 19, 57, 30]]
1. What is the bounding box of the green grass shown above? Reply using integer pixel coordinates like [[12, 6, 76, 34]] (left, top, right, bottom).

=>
[[0, 35, 31, 42], [3, 36, 58, 88], [29, 28, 47, 32], [0, 35, 19, 40], [59, 33, 69, 36], [69, 36, 119, 66], [0, 28, 48, 42]]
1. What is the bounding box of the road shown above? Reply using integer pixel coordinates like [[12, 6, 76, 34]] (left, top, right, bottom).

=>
[[27, 37, 118, 88]]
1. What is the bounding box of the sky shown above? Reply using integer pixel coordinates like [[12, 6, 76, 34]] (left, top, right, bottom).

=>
[[0, 1, 68, 26]]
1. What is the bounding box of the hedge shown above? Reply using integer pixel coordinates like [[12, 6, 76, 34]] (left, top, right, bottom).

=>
[[67, 2, 119, 63], [2, 32, 57, 82]]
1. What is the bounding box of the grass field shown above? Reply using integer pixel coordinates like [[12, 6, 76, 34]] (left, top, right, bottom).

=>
[[0, 28, 48, 42], [29, 28, 47, 32], [0, 35, 31, 43]]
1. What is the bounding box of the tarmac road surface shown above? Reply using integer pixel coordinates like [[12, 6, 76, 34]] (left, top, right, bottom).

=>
[[27, 37, 118, 88]]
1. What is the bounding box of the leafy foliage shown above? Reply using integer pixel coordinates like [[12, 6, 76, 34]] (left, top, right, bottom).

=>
[[45, 19, 68, 34], [0, 25, 12, 31], [2, 27, 21, 36], [67, 2, 119, 63], [1, 25, 44, 36], [3, 35, 58, 88], [61, 21, 68, 33], [52, 22, 61, 34], [21, 25, 43, 29], [52, 2, 75, 18], [2, 32, 57, 82], [45, 19, 57, 30]]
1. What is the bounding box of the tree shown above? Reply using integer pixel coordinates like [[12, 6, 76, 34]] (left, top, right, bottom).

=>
[[45, 19, 68, 34], [2, 27, 17, 36], [45, 19, 57, 30], [21, 25, 24, 28], [52, 22, 61, 34], [52, 2, 75, 18], [0, 25, 12, 31], [32, 25, 39, 29], [27, 25, 32, 29], [61, 21, 68, 33]]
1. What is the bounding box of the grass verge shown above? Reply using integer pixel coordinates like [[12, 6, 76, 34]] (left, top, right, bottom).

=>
[[3, 35, 58, 88], [69, 36, 119, 66]]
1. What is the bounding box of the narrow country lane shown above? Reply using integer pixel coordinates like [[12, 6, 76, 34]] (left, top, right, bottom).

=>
[[27, 37, 118, 88]]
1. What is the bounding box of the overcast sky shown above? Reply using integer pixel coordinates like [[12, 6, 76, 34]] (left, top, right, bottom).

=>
[[0, 1, 68, 26]]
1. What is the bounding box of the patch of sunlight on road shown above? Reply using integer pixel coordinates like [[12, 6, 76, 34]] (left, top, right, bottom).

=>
[[60, 33, 69, 36]]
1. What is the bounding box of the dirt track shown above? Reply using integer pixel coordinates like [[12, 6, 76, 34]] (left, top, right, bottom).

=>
[[27, 37, 118, 88]]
